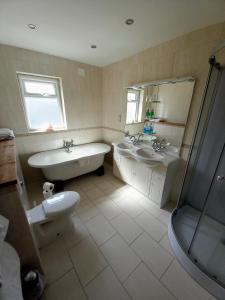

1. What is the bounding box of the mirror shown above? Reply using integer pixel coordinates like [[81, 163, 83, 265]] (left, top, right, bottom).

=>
[[124, 77, 195, 147]]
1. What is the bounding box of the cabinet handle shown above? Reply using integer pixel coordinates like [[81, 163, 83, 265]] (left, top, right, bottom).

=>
[[217, 175, 225, 182]]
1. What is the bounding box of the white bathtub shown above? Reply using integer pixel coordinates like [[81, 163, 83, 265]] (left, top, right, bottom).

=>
[[28, 143, 111, 181]]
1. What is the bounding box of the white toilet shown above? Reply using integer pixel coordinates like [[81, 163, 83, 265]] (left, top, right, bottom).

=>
[[26, 191, 80, 248]]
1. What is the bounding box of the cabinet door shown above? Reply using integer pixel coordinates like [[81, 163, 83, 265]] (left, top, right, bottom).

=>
[[149, 166, 166, 206], [120, 156, 133, 185], [131, 161, 152, 196], [113, 151, 122, 180], [113, 151, 133, 184]]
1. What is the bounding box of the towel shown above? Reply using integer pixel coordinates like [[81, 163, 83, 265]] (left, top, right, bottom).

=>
[[0, 128, 15, 140]]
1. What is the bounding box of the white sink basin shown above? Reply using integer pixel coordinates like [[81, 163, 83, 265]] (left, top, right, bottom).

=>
[[117, 142, 133, 150], [113, 142, 134, 157], [132, 148, 164, 167]]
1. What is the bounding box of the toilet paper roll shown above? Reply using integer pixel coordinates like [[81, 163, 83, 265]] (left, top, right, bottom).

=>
[[43, 182, 55, 199]]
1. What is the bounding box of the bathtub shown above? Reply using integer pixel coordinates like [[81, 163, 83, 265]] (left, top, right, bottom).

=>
[[28, 143, 111, 181]]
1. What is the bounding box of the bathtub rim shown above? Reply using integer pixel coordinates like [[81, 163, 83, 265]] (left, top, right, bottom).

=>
[[28, 142, 111, 169]]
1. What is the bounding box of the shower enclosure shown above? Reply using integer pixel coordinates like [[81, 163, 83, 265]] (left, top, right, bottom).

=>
[[169, 43, 225, 300]]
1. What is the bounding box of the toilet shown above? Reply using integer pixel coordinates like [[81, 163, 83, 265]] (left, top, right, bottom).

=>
[[26, 191, 80, 248]]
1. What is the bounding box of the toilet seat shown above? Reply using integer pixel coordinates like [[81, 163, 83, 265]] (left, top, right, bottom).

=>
[[26, 191, 80, 225]]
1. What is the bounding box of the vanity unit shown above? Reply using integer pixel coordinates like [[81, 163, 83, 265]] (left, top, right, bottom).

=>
[[113, 141, 179, 207], [117, 76, 196, 207]]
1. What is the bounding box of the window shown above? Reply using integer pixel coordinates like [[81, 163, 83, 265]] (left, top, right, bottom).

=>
[[126, 89, 141, 124], [18, 73, 67, 132]]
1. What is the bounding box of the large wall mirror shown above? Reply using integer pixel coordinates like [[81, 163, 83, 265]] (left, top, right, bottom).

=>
[[125, 77, 195, 147]]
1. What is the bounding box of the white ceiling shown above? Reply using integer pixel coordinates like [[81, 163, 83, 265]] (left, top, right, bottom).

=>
[[0, 0, 225, 66]]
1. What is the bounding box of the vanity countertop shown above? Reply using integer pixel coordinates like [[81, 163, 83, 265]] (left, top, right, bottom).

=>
[[0, 139, 17, 188]]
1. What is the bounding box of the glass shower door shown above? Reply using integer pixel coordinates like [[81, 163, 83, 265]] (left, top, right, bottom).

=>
[[189, 145, 225, 286]]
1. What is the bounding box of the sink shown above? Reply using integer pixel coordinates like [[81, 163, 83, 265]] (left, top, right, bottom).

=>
[[132, 148, 164, 167], [113, 142, 134, 157], [117, 142, 133, 150]]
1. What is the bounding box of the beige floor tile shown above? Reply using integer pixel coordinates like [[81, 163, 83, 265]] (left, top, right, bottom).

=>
[[131, 233, 173, 278], [85, 214, 116, 246], [157, 210, 171, 226], [76, 178, 96, 191], [95, 180, 116, 192], [161, 260, 213, 300], [84, 187, 105, 202], [62, 215, 90, 249], [85, 267, 130, 300], [111, 213, 143, 244], [100, 234, 140, 282], [40, 239, 73, 284], [69, 238, 107, 286], [113, 196, 144, 218], [96, 199, 122, 220], [124, 263, 175, 300], [110, 178, 126, 188], [137, 196, 162, 218], [136, 211, 167, 242], [159, 234, 175, 256], [44, 270, 86, 300], [76, 202, 99, 222]]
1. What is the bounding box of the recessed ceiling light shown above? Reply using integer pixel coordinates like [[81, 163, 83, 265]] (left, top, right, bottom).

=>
[[91, 45, 97, 49], [125, 18, 134, 25], [28, 24, 37, 30]]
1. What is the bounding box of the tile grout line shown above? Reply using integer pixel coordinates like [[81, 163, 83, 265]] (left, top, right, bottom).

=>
[[65, 243, 89, 299]]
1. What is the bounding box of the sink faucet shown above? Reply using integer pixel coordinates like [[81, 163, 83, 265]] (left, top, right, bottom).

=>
[[136, 133, 144, 144], [126, 132, 144, 145], [63, 139, 74, 152], [152, 138, 167, 152]]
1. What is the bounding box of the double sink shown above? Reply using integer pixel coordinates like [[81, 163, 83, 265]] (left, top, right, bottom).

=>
[[113, 141, 164, 167]]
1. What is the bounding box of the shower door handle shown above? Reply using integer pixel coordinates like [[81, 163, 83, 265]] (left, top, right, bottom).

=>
[[217, 175, 225, 182]]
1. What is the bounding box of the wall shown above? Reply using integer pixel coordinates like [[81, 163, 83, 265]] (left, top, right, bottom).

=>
[[102, 22, 225, 155], [0, 22, 225, 190], [0, 44, 102, 182], [102, 21, 225, 201]]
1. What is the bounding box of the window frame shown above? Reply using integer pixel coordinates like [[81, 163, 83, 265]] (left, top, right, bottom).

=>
[[17, 72, 67, 133], [126, 88, 141, 124]]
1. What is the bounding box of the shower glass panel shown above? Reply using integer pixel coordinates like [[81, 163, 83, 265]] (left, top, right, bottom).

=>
[[190, 146, 225, 286], [173, 63, 222, 251], [188, 67, 225, 287]]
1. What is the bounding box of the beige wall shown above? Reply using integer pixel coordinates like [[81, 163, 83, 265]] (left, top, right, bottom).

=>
[[102, 22, 225, 155], [102, 22, 225, 202], [1, 22, 225, 186], [0, 44, 103, 182]]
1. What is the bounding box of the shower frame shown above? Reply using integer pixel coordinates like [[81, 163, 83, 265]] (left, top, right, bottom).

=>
[[168, 41, 225, 300]]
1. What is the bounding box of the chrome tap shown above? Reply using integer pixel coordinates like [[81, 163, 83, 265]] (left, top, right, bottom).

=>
[[63, 139, 74, 152], [125, 131, 144, 145], [136, 133, 144, 144], [152, 138, 167, 152]]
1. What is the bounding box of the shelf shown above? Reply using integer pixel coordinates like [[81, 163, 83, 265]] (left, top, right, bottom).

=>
[[151, 120, 186, 127]]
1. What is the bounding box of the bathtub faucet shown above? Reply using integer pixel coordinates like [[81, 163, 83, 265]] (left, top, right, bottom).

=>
[[63, 139, 74, 152]]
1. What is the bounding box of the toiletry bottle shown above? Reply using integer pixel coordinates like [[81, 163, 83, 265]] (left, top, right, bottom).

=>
[[149, 109, 154, 120]]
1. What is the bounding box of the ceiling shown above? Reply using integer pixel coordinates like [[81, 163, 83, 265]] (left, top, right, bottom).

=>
[[0, 0, 225, 67]]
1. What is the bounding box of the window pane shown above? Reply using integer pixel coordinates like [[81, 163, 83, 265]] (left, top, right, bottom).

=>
[[126, 102, 137, 123], [24, 97, 63, 129], [127, 92, 137, 101], [24, 80, 56, 96]]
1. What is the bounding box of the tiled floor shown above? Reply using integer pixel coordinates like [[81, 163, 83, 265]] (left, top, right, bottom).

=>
[[28, 167, 215, 300]]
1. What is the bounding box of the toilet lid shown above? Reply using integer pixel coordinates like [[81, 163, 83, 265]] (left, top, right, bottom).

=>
[[42, 191, 80, 217]]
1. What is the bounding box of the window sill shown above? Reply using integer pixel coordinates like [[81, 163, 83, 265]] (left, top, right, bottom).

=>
[[23, 128, 68, 136]]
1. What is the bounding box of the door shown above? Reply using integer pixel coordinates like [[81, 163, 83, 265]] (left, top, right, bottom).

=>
[[189, 145, 225, 286]]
